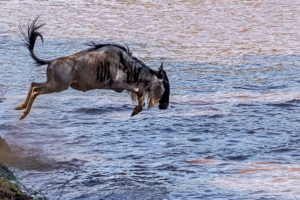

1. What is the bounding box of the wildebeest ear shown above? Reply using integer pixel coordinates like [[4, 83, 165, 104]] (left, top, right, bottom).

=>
[[157, 62, 164, 79]]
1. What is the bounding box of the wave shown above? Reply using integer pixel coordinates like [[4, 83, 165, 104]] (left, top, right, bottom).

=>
[[171, 90, 300, 105]]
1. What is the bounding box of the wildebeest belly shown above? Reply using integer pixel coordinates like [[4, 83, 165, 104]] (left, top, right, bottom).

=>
[[70, 79, 108, 92]]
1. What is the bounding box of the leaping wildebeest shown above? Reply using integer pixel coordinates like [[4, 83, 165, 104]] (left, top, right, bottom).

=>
[[15, 18, 170, 120]]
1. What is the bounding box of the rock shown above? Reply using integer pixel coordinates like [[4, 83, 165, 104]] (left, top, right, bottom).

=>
[[0, 163, 33, 200]]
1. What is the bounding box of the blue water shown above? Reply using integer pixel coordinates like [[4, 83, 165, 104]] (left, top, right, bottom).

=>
[[1, 37, 299, 199], [0, 1, 300, 199]]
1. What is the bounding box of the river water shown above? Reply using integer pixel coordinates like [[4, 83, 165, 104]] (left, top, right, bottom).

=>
[[0, 0, 300, 199]]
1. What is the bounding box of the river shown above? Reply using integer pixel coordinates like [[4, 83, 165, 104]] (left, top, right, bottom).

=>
[[0, 0, 299, 199]]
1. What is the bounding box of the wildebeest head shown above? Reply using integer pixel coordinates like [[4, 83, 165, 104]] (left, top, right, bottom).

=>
[[157, 63, 170, 110], [148, 63, 170, 109]]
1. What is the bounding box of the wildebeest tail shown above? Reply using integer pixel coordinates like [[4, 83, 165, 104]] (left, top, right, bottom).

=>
[[19, 17, 52, 65]]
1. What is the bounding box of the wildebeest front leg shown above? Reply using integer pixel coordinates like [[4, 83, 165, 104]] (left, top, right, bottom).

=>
[[131, 93, 145, 116]]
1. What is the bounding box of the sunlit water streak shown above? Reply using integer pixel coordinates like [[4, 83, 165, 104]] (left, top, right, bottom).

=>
[[0, 1, 300, 199]]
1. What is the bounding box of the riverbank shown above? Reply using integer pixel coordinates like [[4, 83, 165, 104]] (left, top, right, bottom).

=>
[[0, 137, 33, 200], [0, 164, 33, 200]]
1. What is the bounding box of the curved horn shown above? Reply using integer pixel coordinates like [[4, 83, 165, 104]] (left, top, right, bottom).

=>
[[157, 62, 164, 79], [158, 62, 163, 71]]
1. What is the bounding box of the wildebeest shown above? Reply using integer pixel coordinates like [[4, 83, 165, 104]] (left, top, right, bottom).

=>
[[15, 17, 170, 120]]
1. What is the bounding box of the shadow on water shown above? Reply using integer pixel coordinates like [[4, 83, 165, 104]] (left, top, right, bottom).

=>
[[74, 104, 133, 115]]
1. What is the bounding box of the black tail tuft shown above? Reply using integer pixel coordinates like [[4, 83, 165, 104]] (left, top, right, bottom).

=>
[[19, 17, 51, 65]]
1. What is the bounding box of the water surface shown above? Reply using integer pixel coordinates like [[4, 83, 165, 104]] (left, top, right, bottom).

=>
[[0, 1, 299, 199]]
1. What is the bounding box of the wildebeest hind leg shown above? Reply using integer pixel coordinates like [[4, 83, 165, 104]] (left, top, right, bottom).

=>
[[15, 82, 41, 110], [19, 82, 69, 120]]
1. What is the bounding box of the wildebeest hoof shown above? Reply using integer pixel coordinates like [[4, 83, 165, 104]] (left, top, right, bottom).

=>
[[131, 110, 138, 117], [19, 112, 28, 120], [14, 105, 25, 110], [131, 107, 142, 117]]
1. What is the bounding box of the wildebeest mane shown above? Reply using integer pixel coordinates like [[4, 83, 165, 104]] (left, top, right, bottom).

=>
[[86, 42, 132, 56], [86, 42, 149, 69]]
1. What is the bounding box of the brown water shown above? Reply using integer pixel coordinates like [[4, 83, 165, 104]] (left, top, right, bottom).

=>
[[0, 1, 300, 199], [1, 0, 299, 62]]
